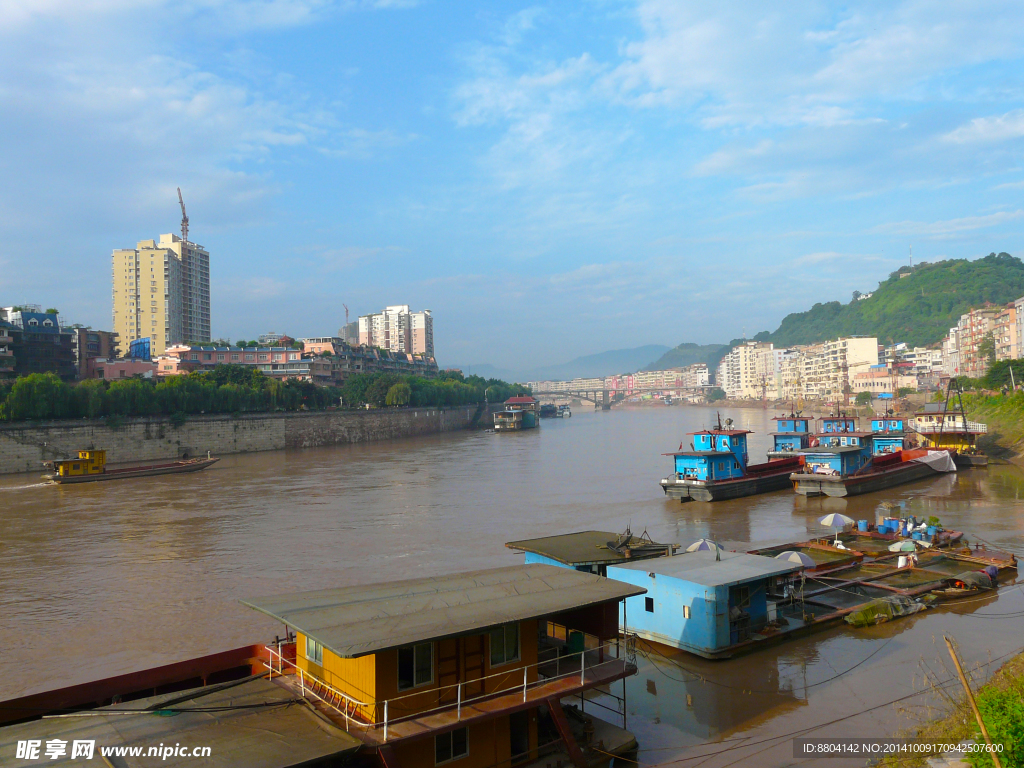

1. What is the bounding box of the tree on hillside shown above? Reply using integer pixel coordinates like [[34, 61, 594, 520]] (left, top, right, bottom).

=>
[[978, 333, 996, 367], [855, 391, 871, 405]]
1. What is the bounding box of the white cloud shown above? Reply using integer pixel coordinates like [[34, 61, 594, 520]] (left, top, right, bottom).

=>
[[944, 110, 1024, 144], [606, 1, 1024, 128], [871, 210, 1024, 236]]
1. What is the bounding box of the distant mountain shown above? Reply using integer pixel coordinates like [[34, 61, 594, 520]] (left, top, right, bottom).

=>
[[644, 342, 731, 373], [523, 345, 670, 382], [755, 252, 1024, 348], [446, 345, 670, 384]]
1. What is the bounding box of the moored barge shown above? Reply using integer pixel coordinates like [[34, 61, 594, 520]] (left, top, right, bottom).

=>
[[661, 417, 803, 502], [910, 381, 989, 467], [790, 414, 956, 497]]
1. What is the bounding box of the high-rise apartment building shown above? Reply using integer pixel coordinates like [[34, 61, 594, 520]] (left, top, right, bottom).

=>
[[112, 233, 210, 356], [358, 305, 434, 357]]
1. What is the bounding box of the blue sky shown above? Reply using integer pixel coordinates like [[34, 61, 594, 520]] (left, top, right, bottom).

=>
[[2, 1, 1024, 370]]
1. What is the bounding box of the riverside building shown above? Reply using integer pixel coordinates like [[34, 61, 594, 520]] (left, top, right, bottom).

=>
[[358, 305, 434, 357], [112, 234, 210, 357]]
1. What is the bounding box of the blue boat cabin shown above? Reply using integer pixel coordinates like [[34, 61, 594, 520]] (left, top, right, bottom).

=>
[[607, 552, 800, 657], [870, 417, 906, 455], [672, 429, 750, 481], [801, 445, 870, 476], [819, 416, 860, 434], [770, 416, 812, 454]]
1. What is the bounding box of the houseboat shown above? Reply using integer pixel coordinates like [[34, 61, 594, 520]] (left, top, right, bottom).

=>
[[790, 415, 956, 497], [911, 390, 988, 467], [539, 403, 559, 418], [494, 395, 540, 431], [767, 414, 814, 458], [0, 564, 645, 768], [507, 528, 679, 576], [660, 417, 803, 502], [506, 529, 1016, 660], [42, 449, 218, 484]]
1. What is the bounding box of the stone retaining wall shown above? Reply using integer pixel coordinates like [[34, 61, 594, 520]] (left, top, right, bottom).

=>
[[0, 404, 487, 475]]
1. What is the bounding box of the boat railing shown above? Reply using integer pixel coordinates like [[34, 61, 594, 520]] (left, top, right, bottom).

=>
[[263, 637, 629, 742], [909, 418, 987, 434]]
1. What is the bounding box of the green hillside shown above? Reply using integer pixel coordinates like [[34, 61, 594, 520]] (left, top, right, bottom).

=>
[[645, 342, 730, 372], [756, 252, 1024, 348]]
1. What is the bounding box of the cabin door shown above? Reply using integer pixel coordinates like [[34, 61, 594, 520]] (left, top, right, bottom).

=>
[[462, 634, 486, 698], [437, 638, 461, 705]]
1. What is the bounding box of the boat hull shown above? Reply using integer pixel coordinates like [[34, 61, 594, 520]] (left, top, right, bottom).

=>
[[790, 459, 938, 497], [661, 460, 800, 502], [46, 457, 219, 484], [954, 453, 988, 468]]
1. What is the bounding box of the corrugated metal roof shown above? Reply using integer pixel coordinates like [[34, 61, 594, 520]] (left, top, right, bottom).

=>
[[241, 564, 645, 659], [688, 429, 750, 436], [662, 450, 735, 457], [0, 678, 361, 767], [506, 530, 676, 565], [609, 551, 799, 588], [803, 445, 867, 454]]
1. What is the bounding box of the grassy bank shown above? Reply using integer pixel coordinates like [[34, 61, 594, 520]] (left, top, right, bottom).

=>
[[963, 392, 1024, 459], [883, 649, 1024, 767]]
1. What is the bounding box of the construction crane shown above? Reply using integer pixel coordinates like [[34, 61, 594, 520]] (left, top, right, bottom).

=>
[[343, 304, 350, 326], [177, 187, 189, 246]]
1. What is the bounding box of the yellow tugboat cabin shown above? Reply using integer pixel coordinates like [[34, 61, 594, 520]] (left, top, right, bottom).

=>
[[48, 449, 107, 478]]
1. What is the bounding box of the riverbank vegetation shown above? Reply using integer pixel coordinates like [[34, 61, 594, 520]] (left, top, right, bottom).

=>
[[884, 650, 1024, 767], [339, 370, 530, 409], [0, 368, 531, 422], [0, 369, 342, 422]]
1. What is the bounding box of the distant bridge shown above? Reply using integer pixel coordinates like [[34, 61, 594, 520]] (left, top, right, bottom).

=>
[[531, 386, 711, 411]]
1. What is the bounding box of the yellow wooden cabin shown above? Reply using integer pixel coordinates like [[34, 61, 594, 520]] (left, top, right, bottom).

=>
[[243, 564, 644, 768], [48, 450, 107, 478]]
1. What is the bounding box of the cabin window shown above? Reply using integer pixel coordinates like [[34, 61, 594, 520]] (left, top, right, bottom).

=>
[[840, 437, 847, 446], [645, 597, 655, 613], [851, 438, 858, 445], [435, 727, 468, 764], [398, 642, 433, 690], [683, 605, 691, 619], [489, 623, 520, 667], [731, 586, 751, 611], [305, 636, 323, 665]]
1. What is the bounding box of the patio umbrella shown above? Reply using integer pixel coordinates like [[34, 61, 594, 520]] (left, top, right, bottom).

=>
[[818, 513, 855, 545], [686, 538, 721, 553], [889, 540, 921, 553], [775, 551, 816, 568]]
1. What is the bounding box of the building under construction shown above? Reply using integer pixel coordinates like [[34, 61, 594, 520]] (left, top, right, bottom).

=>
[[111, 190, 211, 356]]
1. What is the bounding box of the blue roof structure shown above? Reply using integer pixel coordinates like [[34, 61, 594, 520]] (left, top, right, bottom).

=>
[[17, 312, 60, 333]]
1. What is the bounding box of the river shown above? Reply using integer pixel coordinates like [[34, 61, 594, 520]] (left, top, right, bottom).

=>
[[1, 405, 1023, 766]]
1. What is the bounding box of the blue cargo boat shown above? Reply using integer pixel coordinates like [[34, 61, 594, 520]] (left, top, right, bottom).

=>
[[791, 414, 955, 497], [660, 416, 803, 502], [767, 414, 814, 459]]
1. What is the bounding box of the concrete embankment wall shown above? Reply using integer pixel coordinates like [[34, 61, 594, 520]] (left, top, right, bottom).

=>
[[0, 404, 493, 476]]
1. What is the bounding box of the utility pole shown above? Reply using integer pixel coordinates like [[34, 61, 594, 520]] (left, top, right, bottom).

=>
[[944, 636, 1003, 768]]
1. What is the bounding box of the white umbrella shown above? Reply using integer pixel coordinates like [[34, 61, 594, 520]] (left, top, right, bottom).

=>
[[775, 551, 816, 568], [888, 540, 926, 553], [818, 513, 855, 545], [686, 538, 721, 553]]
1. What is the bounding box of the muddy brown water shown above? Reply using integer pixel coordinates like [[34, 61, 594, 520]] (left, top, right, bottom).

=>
[[2, 406, 1023, 766]]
